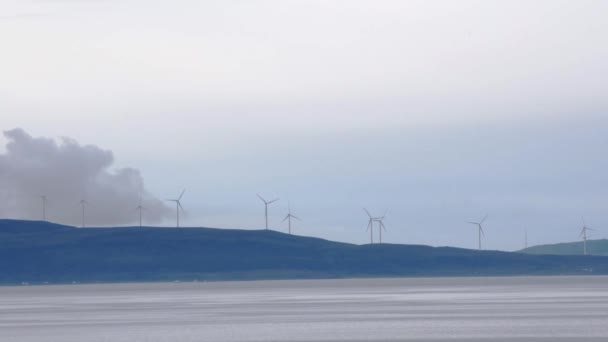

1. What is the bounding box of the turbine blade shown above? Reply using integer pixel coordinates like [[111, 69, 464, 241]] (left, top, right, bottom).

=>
[[364, 208, 372, 218], [480, 214, 488, 224], [257, 193, 266, 203], [292, 215, 301, 221], [178, 201, 184, 210], [178, 189, 186, 201], [268, 198, 279, 204], [466, 221, 479, 225], [480, 226, 485, 237], [381, 222, 387, 232]]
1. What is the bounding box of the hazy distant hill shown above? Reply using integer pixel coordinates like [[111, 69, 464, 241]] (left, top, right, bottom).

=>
[[520, 239, 608, 256], [1, 219, 607, 285]]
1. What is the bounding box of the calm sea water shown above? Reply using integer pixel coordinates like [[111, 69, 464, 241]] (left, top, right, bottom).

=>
[[1, 276, 607, 341]]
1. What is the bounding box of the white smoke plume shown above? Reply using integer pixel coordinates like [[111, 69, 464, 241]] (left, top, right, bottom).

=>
[[0, 128, 172, 226]]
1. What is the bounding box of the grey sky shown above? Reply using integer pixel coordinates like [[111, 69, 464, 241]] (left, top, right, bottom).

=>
[[1, 1, 607, 250]]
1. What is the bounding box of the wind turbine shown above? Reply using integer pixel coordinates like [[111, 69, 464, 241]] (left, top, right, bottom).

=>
[[166, 189, 185, 228], [376, 212, 387, 244], [257, 194, 279, 230], [580, 217, 595, 255], [136, 199, 146, 228], [282, 201, 300, 235], [79, 199, 88, 228], [364, 208, 374, 244], [466, 214, 487, 250], [41, 195, 48, 221]]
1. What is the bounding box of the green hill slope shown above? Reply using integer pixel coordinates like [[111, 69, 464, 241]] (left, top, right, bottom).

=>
[[520, 239, 608, 256]]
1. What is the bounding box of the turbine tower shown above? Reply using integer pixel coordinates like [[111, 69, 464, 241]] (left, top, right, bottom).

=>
[[580, 217, 595, 255], [166, 189, 185, 228], [257, 194, 279, 230], [282, 201, 300, 235], [466, 214, 487, 250], [41, 195, 48, 221], [79, 199, 88, 228], [136, 199, 146, 228]]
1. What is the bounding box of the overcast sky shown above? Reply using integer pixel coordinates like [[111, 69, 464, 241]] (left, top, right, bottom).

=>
[[1, 0, 607, 250]]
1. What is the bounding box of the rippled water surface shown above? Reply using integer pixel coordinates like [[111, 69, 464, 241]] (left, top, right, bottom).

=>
[[1, 276, 607, 341]]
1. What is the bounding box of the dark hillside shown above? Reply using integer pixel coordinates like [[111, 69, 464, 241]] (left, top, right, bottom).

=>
[[1, 219, 607, 284]]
